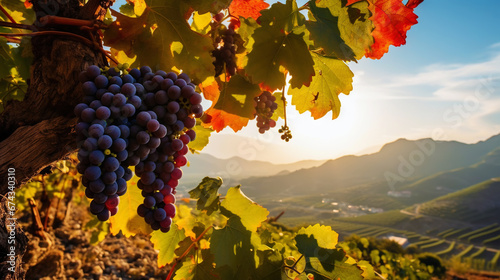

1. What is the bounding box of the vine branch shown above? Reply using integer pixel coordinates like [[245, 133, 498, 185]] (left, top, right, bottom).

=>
[[166, 225, 214, 280], [0, 20, 36, 31], [0, 4, 17, 24]]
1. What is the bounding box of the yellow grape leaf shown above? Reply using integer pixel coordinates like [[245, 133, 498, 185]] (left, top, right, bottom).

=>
[[221, 186, 269, 232], [191, 12, 212, 35], [316, 0, 374, 60], [151, 224, 186, 267], [297, 224, 338, 249], [189, 120, 213, 153], [108, 175, 153, 237], [175, 204, 197, 238], [289, 52, 353, 120]]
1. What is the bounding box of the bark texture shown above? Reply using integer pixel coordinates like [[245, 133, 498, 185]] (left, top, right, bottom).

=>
[[0, 0, 107, 278]]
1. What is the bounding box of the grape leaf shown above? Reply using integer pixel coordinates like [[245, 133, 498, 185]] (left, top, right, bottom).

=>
[[151, 224, 186, 267], [235, 17, 259, 68], [104, 0, 215, 83], [316, 0, 374, 60], [295, 234, 363, 280], [191, 12, 212, 35], [221, 186, 269, 232], [0, 37, 30, 112], [129, 0, 147, 16], [188, 177, 223, 215], [189, 120, 213, 153], [297, 224, 338, 249], [229, 0, 270, 20], [175, 204, 198, 238], [199, 80, 251, 132], [210, 216, 256, 277], [174, 250, 217, 280], [346, 0, 423, 59], [306, 1, 357, 61], [255, 243, 286, 280], [288, 52, 353, 120], [213, 75, 261, 118], [245, 26, 314, 91], [183, 0, 232, 14], [108, 175, 153, 237], [258, 0, 305, 33]]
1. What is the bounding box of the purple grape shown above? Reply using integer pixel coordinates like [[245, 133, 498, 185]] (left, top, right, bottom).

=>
[[96, 106, 111, 120], [89, 150, 105, 165], [97, 135, 113, 150], [144, 196, 156, 208], [81, 108, 96, 122], [89, 179, 105, 193], [85, 166, 101, 181], [95, 75, 109, 88], [86, 65, 101, 80]]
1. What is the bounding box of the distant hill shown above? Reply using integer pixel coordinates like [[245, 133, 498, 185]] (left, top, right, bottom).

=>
[[398, 148, 500, 204], [239, 133, 500, 199], [177, 153, 326, 191], [417, 178, 500, 224]]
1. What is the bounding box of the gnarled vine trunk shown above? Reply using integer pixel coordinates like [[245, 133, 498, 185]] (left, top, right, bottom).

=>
[[0, 1, 106, 278]]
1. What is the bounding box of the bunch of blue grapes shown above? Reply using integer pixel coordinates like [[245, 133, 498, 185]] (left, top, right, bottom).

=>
[[75, 64, 203, 232], [254, 91, 277, 134], [212, 21, 239, 77]]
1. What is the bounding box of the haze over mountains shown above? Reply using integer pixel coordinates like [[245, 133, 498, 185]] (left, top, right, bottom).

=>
[[238, 133, 500, 200]]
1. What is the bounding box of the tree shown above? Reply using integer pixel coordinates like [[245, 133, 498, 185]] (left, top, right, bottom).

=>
[[0, 0, 423, 278]]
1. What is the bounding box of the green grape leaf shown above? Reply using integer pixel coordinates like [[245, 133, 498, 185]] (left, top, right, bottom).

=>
[[235, 17, 259, 68], [220, 186, 269, 232], [210, 216, 256, 277], [245, 26, 314, 91], [174, 236, 196, 257], [189, 120, 213, 153], [109, 175, 153, 237], [183, 0, 232, 14], [306, 1, 356, 61], [104, 0, 215, 83], [259, 0, 305, 33], [316, 0, 374, 60], [297, 224, 339, 249], [119, 3, 136, 17], [0, 37, 29, 112], [151, 224, 186, 267], [213, 75, 261, 118], [188, 177, 223, 215], [295, 234, 363, 280], [174, 250, 217, 280], [255, 243, 286, 280], [288, 52, 353, 120], [191, 12, 212, 35], [84, 216, 110, 245]]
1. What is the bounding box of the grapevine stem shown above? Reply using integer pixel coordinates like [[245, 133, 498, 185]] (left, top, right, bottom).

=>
[[0, 20, 36, 31], [166, 225, 214, 280], [39, 15, 97, 28], [281, 84, 288, 128], [0, 4, 18, 24]]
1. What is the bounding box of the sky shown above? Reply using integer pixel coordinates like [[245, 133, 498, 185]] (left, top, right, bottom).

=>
[[200, 0, 500, 164]]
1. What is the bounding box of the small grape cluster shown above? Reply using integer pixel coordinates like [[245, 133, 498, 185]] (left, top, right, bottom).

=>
[[254, 91, 278, 134], [279, 125, 292, 142], [75, 64, 203, 232], [212, 15, 238, 77]]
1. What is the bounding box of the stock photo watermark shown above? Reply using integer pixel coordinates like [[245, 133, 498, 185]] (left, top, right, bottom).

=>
[[5, 167, 17, 273]]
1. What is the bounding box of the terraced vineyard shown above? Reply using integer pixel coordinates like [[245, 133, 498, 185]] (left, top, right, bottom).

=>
[[331, 219, 500, 271]]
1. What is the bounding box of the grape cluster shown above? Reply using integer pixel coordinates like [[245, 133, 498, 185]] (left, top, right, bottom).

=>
[[75, 64, 203, 233], [278, 125, 292, 142], [254, 91, 278, 134], [212, 18, 238, 77]]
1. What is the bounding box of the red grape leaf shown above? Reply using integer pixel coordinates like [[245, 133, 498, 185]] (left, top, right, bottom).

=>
[[229, 0, 270, 20], [288, 52, 353, 120], [199, 80, 250, 132], [346, 0, 423, 59]]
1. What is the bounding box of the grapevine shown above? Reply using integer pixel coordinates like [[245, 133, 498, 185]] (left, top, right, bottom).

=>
[[75, 64, 203, 232], [211, 14, 241, 77]]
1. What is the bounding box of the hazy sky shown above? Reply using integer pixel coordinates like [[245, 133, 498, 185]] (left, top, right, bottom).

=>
[[201, 0, 500, 163]]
